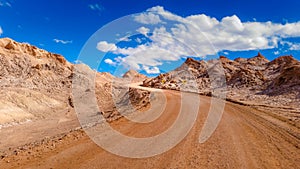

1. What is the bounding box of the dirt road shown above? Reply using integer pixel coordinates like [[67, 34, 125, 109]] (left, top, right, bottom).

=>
[[0, 90, 299, 169]]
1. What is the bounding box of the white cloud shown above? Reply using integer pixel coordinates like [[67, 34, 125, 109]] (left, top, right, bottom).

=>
[[104, 56, 124, 66], [117, 35, 131, 42], [114, 56, 125, 63], [0, 1, 11, 7], [134, 13, 162, 24], [221, 15, 244, 32], [289, 43, 300, 50], [104, 59, 116, 66], [142, 65, 160, 74], [88, 3, 104, 12], [74, 60, 83, 64], [114, 43, 180, 70], [98, 6, 300, 72], [152, 7, 300, 51], [274, 51, 280, 55], [135, 38, 142, 43], [97, 41, 117, 52], [280, 41, 300, 51], [146, 6, 185, 22], [136, 26, 150, 36], [0, 26, 3, 36], [53, 39, 72, 44]]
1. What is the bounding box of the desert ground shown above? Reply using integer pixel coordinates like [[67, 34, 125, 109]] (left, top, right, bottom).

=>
[[0, 87, 299, 169]]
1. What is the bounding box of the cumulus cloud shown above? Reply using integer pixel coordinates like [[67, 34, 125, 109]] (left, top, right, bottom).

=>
[[103, 56, 124, 66], [98, 6, 300, 73], [0, 26, 3, 36], [138, 6, 300, 52], [134, 13, 162, 24], [114, 43, 179, 70], [142, 65, 160, 74], [104, 58, 116, 66], [53, 39, 72, 44], [136, 26, 150, 36], [97, 41, 117, 52]]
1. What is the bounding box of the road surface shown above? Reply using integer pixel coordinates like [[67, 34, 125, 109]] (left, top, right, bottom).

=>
[[0, 89, 299, 169]]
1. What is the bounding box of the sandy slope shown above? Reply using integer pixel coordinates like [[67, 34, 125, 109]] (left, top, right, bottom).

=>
[[0, 89, 299, 169]]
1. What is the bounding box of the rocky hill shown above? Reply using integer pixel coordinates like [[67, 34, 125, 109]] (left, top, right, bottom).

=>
[[142, 53, 300, 109], [0, 38, 74, 124], [0, 38, 73, 89], [122, 69, 147, 82], [0, 38, 149, 125]]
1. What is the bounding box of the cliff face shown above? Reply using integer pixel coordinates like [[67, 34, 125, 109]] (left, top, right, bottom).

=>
[[143, 53, 300, 108]]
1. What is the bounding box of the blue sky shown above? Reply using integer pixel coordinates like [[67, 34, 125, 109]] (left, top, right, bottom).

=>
[[1, 0, 300, 76]]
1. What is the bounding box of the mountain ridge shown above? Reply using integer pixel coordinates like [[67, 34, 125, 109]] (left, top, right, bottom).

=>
[[143, 54, 300, 109]]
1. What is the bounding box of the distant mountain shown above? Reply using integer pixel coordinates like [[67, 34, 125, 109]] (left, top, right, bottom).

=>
[[142, 53, 300, 108], [122, 69, 147, 82]]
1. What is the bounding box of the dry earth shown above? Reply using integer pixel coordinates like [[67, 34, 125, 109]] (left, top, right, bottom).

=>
[[0, 89, 299, 169]]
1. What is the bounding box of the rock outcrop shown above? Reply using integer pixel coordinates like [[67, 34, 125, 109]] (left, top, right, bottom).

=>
[[142, 53, 300, 108]]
